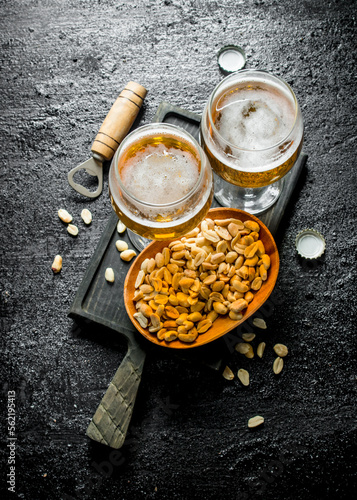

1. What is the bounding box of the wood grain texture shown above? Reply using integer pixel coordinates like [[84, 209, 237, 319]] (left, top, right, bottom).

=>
[[86, 342, 145, 449], [91, 81, 147, 161]]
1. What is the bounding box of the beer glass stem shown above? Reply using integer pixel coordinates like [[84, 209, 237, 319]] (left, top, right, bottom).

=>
[[127, 230, 151, 252], [213, 173, 283, 214]]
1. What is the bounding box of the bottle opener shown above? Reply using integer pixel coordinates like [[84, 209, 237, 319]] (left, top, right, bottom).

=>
[[68, 81, 147, 198]]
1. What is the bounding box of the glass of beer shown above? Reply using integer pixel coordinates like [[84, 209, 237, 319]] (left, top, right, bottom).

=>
[[109, 123, 214, 251], [200, 69, 304, 214]]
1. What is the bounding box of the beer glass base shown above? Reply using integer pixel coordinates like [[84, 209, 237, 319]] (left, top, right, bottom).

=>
[[128, 230, 151, 252], [214, 174, 283, 215]]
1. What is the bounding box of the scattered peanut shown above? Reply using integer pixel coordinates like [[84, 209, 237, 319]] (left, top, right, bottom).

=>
[[120, 249, 137, 262], [273, 344, 289, 357], [257, 342, 266, 358], [222, 366, 234, 380], [273, 356, 284, 374], [242, 333, 256, 342], [248, 415, 264, 428], [81, 208, 92, 225], [253, 317, 267, 329], [244, 344, 254, 359], [117, 220, 126, 234], [105, 267, 115, 283], [58, 209, 72, 223], [51, 255, 62, 273], [131, 216, 271, 344], [67, 224, 79, 236], [116, 240, 129, 252], [238, 368, 250, 386], [235, 343, 251, 355]]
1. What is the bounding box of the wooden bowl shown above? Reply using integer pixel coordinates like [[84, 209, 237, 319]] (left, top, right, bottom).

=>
[[124, 208, 279, 349]]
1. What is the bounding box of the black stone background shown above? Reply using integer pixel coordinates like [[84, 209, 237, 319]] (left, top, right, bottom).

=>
[[0, 0, 356, 499]]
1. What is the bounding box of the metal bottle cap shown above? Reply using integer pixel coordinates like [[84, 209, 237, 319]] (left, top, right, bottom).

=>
[[295, 229, 326, 259], [217, 45, 246, 74]]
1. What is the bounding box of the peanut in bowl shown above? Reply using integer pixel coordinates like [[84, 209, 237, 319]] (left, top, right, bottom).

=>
[[124, 208, 279, 349]]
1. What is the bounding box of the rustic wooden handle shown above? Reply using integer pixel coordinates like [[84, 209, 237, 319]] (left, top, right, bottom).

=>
[[91, 81, 147, 162], [86, 342, 146, 449]]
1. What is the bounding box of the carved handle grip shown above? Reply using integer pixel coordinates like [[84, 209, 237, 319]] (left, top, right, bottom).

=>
[[91, 81, 147, 162], [86, 343, 146, 449]]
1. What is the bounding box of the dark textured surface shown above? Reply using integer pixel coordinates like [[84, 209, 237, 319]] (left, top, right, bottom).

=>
[[0, 1, 356, 499]]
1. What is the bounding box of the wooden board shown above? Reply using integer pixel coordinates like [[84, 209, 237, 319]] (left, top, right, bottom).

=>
[[68, 102, 308, 449]]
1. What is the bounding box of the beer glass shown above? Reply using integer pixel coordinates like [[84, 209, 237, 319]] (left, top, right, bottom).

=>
[[109, 123, 214, 251], [200, 70, 304, 214]]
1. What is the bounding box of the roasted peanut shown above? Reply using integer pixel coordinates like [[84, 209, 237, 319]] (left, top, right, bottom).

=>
[[165, 330, 178, 342], [163, 320, 177, 328], [135, 269, 145, 288], [105, 267, 115, 283], [259, 265, 268, 281], [230, 299, 248, 314], [203, 274, 217, 285], [155, 294, 169, 305], [229, 311, 243, 321], [149, 313, 160, 329], [222, 366, 234, 380], [244, 220, 260, 233], [148, 322, 163, 333], [211, 252, 226, 265], [244, 255, 259, 267], [51, 255, 62, 273], [157, 328, 167, 341], [139, 303, 153, 318], [273, 344, 288, 357], [213, 302, 228, 315], [178, 328, 199, 343], [197, 319, 212, 333], [257, 342, 266, 358], [155, 252, 165, 268], [117, 220, 126, 234], [261, 254, 271, 270], [140, 284, 154, 294], [232, 280, 249, 293], [251, 277, 263, 291], [187, 311, 203, 322], [215, 225, 232, 240], [165, 305, 180, 319], [244, 291, 255, 303], [120, 249, 137, 262], [116, 240, 129, 252], [133, 312, 148, 328], [162, 247, 170, 265], [131, 215, 271, 344], [58, 209, 72, 223], [203, 311, 216, 323], [235, 343, 251, 354], [176, 313, 188, 325], [81, 208, 92, 225], [67, 224, 79, 236]]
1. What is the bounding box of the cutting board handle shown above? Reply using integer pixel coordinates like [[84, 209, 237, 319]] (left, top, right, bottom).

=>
[[91, 81, 147, 162], [86, 342, 146, 449]]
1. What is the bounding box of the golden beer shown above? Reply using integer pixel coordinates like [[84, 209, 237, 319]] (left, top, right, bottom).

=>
[[200, 70, 304, 213], [109, 123, 213, 241]]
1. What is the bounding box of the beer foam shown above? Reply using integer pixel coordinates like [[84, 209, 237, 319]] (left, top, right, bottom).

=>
[[215, 83, 295, 150], [120, 143, 199, 204]]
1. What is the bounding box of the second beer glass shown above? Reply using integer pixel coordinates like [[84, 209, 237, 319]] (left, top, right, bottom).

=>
[[200, 69, 304, 214], [109, 123, 214, 251]]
